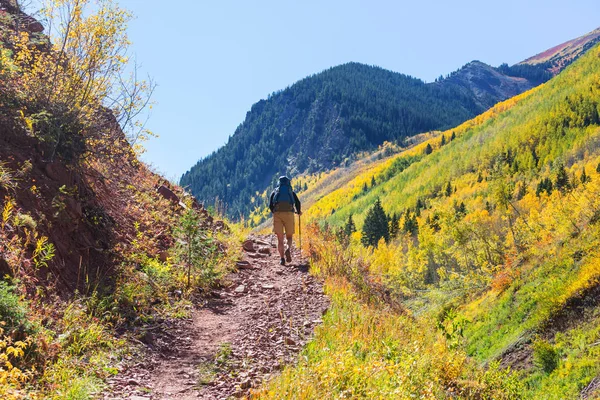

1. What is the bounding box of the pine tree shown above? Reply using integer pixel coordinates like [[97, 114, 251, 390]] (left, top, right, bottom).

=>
[[424, 143, 433, 155], [361, 198, 389, 247], [555, 164, 570, 192], [174, 209, 217, 289], [581, 168, 590, 184], [445, 181, 453, 197], [428, 212, 441, 231], [389, 213, 400, 238], [362, 182, 368, 193], [344, 214, 356, 238], [440, 135, 446, 146], [536, 179, 544, 197], [536, 177, 553, 196], [371, 176, 377, 187], [402, 209, 418, 235], [454, 201, 467, 218], [416, 198, 424, 211], [450, 131, 456, 141]]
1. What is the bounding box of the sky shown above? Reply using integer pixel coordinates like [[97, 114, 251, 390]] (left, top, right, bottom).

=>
[[44, 0, 600, 180]]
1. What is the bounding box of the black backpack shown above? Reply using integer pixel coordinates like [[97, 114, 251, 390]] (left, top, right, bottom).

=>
[[273, 176, 295, 212]]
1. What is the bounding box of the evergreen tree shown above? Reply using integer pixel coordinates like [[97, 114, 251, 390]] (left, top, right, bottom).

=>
[[415, 199, 424, 217], [427, 212, 441, 231], [344, 214, 357, 238], [371, 176, 377, 187], [597, 162, 600, 173], [416, 198, 425, 213], [555, 164, 570, 192], [536, 177, 553, 196], [477, 172, 483, 183], [454, 201, 467, 218], [362, 182, 368, 193], [425, 143, 433, 155], [389, 213, 400, 238], [450, 131, 456, 141], [445, 181, 453, 197], [402, 209, 418, 235], [512, 160, 520, 173], [581, 168, 590, 184], [535, 179, 543, 197], [361, 198, 389, 247], [440, 135, 446, 146], [174, 209, 217, 289]]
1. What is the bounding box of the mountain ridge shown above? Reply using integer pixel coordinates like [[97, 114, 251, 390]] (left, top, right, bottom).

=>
[[519, 26, 600, 74], [182, 26, 600, 221]]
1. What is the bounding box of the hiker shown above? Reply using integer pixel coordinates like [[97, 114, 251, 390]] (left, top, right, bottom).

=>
[[269, 176, 301, 265]]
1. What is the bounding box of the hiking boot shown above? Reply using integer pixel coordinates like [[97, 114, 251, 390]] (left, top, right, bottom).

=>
[[280, 257, 286, 266], [285, 248, 292, 263]]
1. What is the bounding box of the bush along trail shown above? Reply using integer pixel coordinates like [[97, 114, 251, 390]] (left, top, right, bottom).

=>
[[104, 235, 329, 399]]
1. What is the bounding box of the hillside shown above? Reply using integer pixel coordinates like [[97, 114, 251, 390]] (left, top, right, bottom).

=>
[[277, 42, 600, 398], [520, 27, 600, 74], [182, 27, 600, 221], [0, 2, 248, 398]]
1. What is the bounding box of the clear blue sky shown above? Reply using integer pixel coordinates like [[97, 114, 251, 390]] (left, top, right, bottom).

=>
[[111, 0, 599, 180]]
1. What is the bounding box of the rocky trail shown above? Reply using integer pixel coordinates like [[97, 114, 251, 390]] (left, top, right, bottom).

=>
[[104, 235, 329, 399]]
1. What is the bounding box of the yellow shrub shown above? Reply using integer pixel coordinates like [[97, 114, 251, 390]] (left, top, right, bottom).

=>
[[0, 326, 34, 400]]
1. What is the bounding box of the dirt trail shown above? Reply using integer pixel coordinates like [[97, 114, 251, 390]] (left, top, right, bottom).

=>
[[104, 235, 329, 399]]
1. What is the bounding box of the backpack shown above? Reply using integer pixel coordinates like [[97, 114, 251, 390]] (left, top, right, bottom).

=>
[[273, 176, 295, 212]]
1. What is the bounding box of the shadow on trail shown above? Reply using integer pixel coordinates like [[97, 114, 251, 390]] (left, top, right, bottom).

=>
[[290, 262, 310, 273], [203, 297, 234, 315]]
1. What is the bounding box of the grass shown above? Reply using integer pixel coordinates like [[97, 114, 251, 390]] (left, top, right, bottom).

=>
[[253, 276, 523, 399]]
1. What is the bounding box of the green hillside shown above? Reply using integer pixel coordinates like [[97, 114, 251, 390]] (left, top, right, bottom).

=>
[[265, 44, 600, 399]]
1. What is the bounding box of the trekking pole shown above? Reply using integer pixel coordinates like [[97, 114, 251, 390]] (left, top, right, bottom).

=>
[[298, 213, 302, 254]]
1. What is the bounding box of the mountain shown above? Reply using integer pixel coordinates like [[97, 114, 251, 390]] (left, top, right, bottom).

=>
[[181, 63, 482, 219], [519, 27, 600, 74], [183, 28, 600, 221], [441, 60, 536, 110]]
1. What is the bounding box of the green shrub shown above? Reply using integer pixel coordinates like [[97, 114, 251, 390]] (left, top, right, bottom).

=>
[[0, 280, 27, 332], [533, 339, 559, 374]]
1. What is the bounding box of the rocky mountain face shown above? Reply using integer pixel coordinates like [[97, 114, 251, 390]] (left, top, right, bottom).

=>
[[440, 60, 536, 110]]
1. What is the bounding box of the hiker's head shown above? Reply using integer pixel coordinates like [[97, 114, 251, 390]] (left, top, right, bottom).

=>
[[278, 176, 291, 186]]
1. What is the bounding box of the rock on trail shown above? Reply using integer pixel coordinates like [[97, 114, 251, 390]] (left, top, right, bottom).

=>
[[104, 235, 329, 399]]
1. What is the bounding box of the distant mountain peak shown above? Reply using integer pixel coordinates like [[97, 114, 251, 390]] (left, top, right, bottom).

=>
[[440, 60, 534, 110]]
